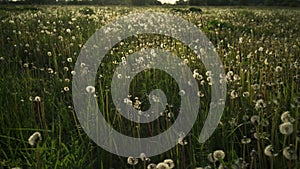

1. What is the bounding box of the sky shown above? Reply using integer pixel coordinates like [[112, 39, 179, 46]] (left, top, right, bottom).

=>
[[157, 0, 178, 4]]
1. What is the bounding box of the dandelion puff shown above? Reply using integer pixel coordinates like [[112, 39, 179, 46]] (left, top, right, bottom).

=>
[[283, 145, 297, 160], [213, 150, 225, 161], [147, 163, 156, 169], [127, 156, 138, 166], [250, 115, 260, 125], [280, 111, 295, 123], [164, 159, 175, 168], [28, 132, 42, 146], [207, 153, 215, 162], [86, 85, 95, 94], [279, 122, 293, 135], [178, 90, 185, 96], [241, 136, 251, 144], [67, 57, 72, 63], [156, 162, 170, 169], [178, 137, 188, 146], [64, 87, 69, 92], [47, 51, 52, 57], [34, 96, 41, 102], [264, 145, 278, 157], [139, 153, 146, 161], [255, 99, 266, 110]]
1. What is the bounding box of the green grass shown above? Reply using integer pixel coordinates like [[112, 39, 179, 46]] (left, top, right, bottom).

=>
[[0, 5, 299, 169]]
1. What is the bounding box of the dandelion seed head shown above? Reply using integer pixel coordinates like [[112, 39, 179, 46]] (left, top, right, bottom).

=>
[[127, 156, 138, 166], [64, 87, 69, 92], [147, 163, 156, 169], [279, 122, 293, 135], [250, 115, 260, 125], [139, 153, 146, 161], [241, 136, 251, 144], [86, 85, 95, 94], [280, 111, 295, 123], [156, 162, 170, 169], [28, 132, 42, 146], [34, 96, 41, 102], [164, 159, 175, 168], [283, 145, 297, 160], [264, 145, 277, 157], [178, 90, 185, 96], [67, 57, 72, 63], [47, 51, 52, 57], [213, 150, 225, 161]]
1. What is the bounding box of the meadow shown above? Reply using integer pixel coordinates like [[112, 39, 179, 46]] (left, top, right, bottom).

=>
[[0, 5, 299, 169]]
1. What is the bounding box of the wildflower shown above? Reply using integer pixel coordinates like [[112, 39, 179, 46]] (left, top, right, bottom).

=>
[[280, 111, 295, 123], [71, 70, 76, 75], [47, 51, 52, 57], [47, 68, 54, 74], [207, 153, 215, 162], [156, 162, 170, 169], [261, 118, 270, 127], [64, 87, 69, 92], [283, 145, 297, 160], [164, 159, 175, 168], [230, 90, 238, 99], [242, 114, 249, 121], [213, 150, 225, 161], [250, 149, 257, 158], [34, 96, 41, 102], [279, 122, 293, 135], [139, 153, 146, 161], [275, 66, 282, 72], [127, 156, 138, 166], [178, 90, 186, 96], [250, 115, 260, 125], [86, 85, 95, 93], [63, 67, 69, 71], [178, 137, 187, 146], [242, 92, 249, 97], [23, 63, 29, 68], [28, 132, 42, 146], [124, 98, 132, 105], [147, 163, 156, 169], [255, 99, 266, 110], [264, 145, 277, 157], [241, 136, 251, 144]]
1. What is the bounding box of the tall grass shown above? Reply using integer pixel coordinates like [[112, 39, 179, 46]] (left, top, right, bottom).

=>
[[0, 5, 299, 169]]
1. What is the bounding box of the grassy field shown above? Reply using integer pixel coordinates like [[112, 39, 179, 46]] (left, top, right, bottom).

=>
[[0, 5, 299, 169]]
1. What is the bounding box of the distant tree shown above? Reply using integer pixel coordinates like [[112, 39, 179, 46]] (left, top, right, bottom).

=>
[[189, 0, 206, 5], [264, 0, 274, 5], [176, 0, 188, 5]]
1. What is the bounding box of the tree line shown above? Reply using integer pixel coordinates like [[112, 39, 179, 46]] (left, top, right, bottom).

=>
[[0, 0, 299, 6]]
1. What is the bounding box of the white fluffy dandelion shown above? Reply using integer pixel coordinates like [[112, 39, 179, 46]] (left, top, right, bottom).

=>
[[283, 145, 297, 160], [127, 156, 138, 166], [213, 150, 225, 161], [86, 85, 95, 94], [156, 162, 170, 169], [28, 132, 42, 146], [147, 163, 156, 169], [164, 159, 175, 168], [280, 111, 295, 123], [34, 96, 41, 102], [264, 145, 277, 157], [279, 122, 293, 135]]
